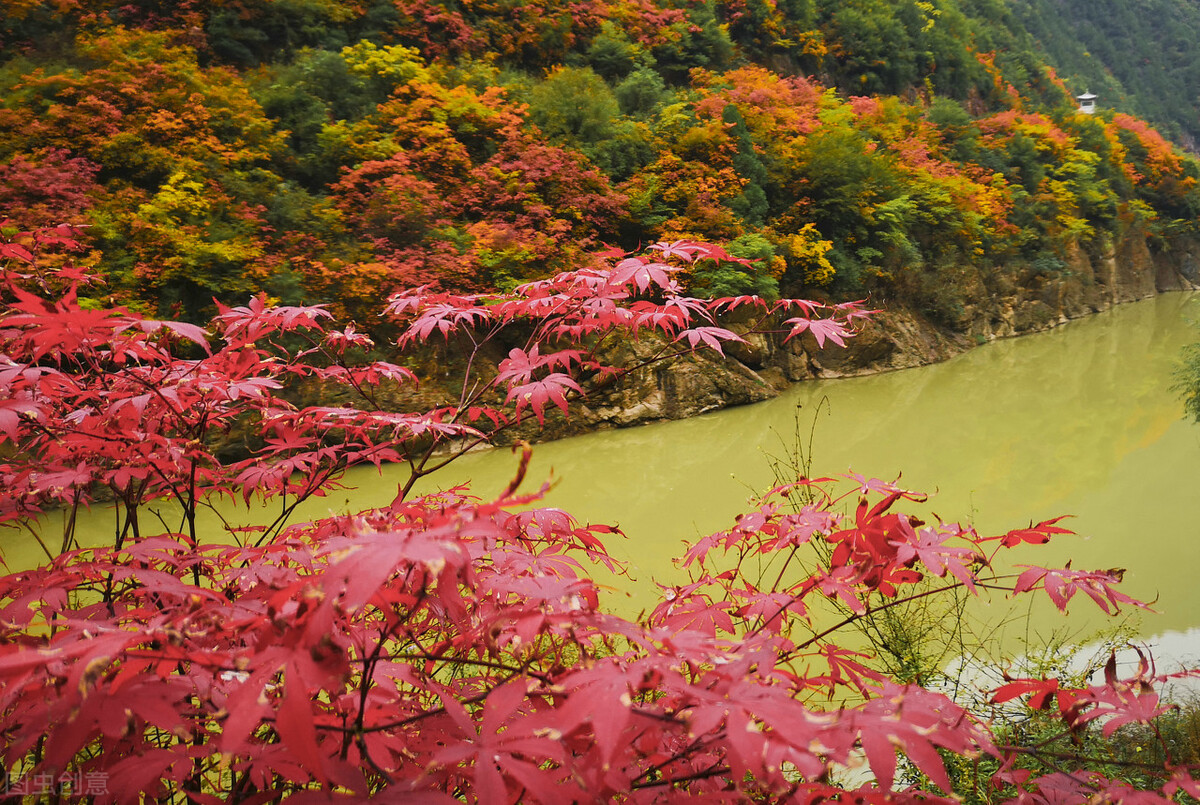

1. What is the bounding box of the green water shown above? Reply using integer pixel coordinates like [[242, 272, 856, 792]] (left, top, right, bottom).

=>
[[403, 292, 1200, 659], [18, 293, 1200, 663]]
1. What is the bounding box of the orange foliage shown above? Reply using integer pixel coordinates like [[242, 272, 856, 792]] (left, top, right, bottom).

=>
[[972, 50, 1022, 108], [693, 66, 826, 138], [628, 152, 745, 241], [979, 111, 1072, 154], [1110, 113, 1186, 182], [604, 0, 691, 45]]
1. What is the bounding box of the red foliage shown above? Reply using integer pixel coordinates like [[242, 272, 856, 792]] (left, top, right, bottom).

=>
[[393, 0, 486, 58], [0, 148, 100, 227], [1109, 113, 1200, 209], [0, 225, 1195, 802], [459, 139, 627, 241], [391, 0, 609, 63], [693, 65, 825, 138], [333, 124, 627, 291], [978, 111, 1073, 151], [604, 0, 690, 46], [1111, 113, 1186, 182], [332, 153, 450, 248]]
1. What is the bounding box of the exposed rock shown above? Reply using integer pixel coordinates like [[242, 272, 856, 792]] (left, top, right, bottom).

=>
[[545, 224, 1198, 434], [1153, 234, 1200, 289], [724, 330, 770, 368], [795, 308, 968, 378], [777, 337, 816, 382], [479, 225, 1200, 445], [581, 349, 776, 426]]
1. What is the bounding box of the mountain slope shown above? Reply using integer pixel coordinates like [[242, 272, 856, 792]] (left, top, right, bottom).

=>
[[0, 0, 1197, 327], [1011, 0, 1200, 148]]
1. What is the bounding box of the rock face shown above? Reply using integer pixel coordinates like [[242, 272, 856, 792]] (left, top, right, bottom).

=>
[[804, 228, 1200, 379], [585, 356, 777, 424], [547, 226, 1200, 436], [550, 340, 779, 439]]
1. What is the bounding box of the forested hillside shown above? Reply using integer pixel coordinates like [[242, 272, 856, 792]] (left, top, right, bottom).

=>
[[1011, 0, 1200, 149], [1, 0, 1198, 328]]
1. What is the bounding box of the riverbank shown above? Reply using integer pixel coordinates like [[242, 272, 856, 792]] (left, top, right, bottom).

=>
[[508, 225, 1200, 443]]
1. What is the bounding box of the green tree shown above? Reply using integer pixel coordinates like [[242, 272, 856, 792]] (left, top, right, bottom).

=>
[[650, 1, 735, 84], [615, 66, 671, 117], [723, 104, 771, 226], [581, 21, 640, 80], [688, 230, 782, 297], [526, 66, 620, 146]]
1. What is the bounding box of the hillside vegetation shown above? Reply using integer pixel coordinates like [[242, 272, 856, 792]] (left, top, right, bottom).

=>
[[1011, 0, 1200, 149], [1, 0, 1199, 327]]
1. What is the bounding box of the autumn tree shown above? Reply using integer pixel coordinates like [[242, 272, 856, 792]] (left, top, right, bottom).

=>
[[0, 225, 1196, 803]]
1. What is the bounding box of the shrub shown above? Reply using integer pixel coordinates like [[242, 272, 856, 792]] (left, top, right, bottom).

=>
[[0, 224, 1196, 802]]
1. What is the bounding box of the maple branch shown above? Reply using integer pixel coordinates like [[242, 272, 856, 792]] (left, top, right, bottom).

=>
[[380, 645, 555, 685], [356, 729, 395, 786], [629, 725, 713, 785], [348, 579, 427, 759], [14, 517, 54, 563], [457, 321, 505, 410], [633, 759, 732, 790], [778, 573, 1023, 660], [1010, 747, 1110, 793], [253, 462, 345, 547]]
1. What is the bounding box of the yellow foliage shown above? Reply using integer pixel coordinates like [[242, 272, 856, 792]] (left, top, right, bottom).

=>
[[915, 1, 939, 33], [140, 171, 210, 222], [341, 41, 429, 85], [788, 224, 836, 286], [317, 119, 396, 165], [0, 0, 40, 19], [298, 0, 360, 23], [655, 102, 698, 144], [798, 30, 828, 58]]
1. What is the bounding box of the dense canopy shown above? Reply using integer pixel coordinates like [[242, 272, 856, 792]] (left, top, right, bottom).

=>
[[1, 0, 1198, 325]]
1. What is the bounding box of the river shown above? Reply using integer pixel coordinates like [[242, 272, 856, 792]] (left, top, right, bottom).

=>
[[400, 292, 1200, 668], [19, 292, 1200, 669]]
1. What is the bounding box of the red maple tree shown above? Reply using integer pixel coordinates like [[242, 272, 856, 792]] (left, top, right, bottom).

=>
[[0, 223, 1195, 802]]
